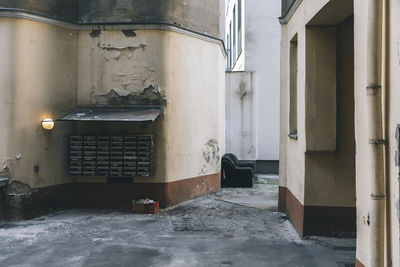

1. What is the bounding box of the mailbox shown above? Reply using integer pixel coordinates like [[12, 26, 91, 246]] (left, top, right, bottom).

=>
[[69, 135, 154, 177]]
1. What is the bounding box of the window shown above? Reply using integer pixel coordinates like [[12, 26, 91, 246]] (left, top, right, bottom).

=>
[[238, 0, 242, 56], [289, 34, 298, 139], [227, 32, 232, 70], [232, 6, 236, 65]]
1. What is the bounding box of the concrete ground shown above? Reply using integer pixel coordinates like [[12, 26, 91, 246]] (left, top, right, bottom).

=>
[[0, 175, 355, 267]]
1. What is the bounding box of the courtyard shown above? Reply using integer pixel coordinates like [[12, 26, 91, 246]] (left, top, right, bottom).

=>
[[0, 176, 355, 267]]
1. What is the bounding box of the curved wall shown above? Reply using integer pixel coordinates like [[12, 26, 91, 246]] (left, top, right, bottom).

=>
[[0, 18, 77, 189], [0, 0, 224, 38], [76, 28, 225, 184]]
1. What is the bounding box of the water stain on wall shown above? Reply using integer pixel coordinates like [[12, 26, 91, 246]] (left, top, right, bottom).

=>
[[200, 139, 220, 174], [237, 82, 248, 101]]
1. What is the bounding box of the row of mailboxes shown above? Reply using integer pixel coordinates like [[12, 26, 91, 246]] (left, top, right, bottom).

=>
[[69, 135, 154, 177]]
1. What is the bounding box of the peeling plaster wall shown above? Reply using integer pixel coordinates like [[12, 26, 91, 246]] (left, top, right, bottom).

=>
[[77, 30, 166, 107], [77, 29, 225, 183], [0, 18, 77, 188]]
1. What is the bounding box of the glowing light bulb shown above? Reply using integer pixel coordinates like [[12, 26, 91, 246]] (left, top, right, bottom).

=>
[[41, 118, 54, 130]]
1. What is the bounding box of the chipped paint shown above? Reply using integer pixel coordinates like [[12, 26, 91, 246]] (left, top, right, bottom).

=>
[[0, 166, 11, 179], [122, 30, 136, 37], [97, 43, 147, 52], [6, 181, 33, 196], [89, 30, 101, 38], [1, 158, 14, 178], [3, 181, 36, 220], [91, 85, 167, 106]]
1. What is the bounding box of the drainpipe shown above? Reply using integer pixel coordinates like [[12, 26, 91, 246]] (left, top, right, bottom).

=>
[[366, 0, 385, 266], [383, 0, 391, 264]]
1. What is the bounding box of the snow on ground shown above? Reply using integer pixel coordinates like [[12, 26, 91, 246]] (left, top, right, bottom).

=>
[[0, 177, 355, 267]]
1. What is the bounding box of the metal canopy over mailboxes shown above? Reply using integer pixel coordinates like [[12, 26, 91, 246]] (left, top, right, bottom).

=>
[[59, 106, 162, 122]]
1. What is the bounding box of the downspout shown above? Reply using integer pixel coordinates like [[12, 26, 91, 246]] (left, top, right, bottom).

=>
[[366, 0, 385, 266], [383, 0, 391, 265]]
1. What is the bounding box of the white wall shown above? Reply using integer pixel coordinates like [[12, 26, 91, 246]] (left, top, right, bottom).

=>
[[225, 0, 281, 161], [245, 0, 281, 160], [226, 72, 255, 160]]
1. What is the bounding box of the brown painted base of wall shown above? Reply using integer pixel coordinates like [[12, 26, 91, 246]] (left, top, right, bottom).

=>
[[1, 173, 220, 220], [278, 186, 287, 212], [355, 258, 365, 267], [279, 186, 356, 237], [2, 183, 76, 221], [75, 173, 221, 209], [0, 187, 5, 220]]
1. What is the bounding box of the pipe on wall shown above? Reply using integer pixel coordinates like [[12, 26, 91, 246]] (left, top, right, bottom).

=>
[[366, 0, 385, 266], [382, 0, 391, 264]]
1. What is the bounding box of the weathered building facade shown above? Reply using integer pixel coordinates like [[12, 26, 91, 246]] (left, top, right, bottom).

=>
[[279, 0, 400, 266], [0, 0, 226, 219], [225, 0, 280, 173]]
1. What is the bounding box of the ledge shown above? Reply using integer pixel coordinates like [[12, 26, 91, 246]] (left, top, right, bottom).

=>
[[0, 9, 227, 58], [279, 0, 303, 25]]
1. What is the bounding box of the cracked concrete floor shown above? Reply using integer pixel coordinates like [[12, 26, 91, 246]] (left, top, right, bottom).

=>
[[0, 176, 355, 267]]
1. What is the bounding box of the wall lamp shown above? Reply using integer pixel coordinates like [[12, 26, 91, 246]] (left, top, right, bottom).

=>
[[41, 118, 55, 130]]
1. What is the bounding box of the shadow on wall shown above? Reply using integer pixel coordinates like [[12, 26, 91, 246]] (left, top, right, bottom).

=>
[[0, 0, 79, 21], [78, 0, 221, 37]]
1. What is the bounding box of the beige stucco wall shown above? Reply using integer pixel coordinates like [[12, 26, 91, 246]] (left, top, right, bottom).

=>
[[280, 0, 356, 207], [282, 0, 400, 265], [279, 0, 330, 205], [0, 18, 77, 188], [278, 24, 288, 189], [354, 0, 400, 265], [305, 17, 355, 207], [76, 29, 225, 183], [353, 0, 371, 263], [0, 18, 225, 187]]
